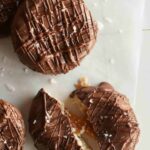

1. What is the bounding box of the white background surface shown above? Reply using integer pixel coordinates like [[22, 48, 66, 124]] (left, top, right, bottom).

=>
[[0, 0, 147, 149], [136, 0, 150, 149]]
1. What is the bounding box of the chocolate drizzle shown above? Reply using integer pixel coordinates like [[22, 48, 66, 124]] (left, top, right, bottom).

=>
[[29, 89, 83, 150], [71, 82, 140, 150], [0, 0, 21, 36], [0, 99, 25, 150], [11, 0, 98, 74]]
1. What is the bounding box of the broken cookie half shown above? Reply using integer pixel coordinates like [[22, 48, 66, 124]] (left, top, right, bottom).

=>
[[69, 82, 140, 150], [28, 89, 90, 150], [29, 82, 140, 150]]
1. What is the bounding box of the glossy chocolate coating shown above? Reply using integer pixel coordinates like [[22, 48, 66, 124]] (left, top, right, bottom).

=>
[[0, 99, 25, 150], [11, 0, 97, 74], [29, 89, 83, 150], [0, 0, 20, 36], [71, 82, 140, 150]]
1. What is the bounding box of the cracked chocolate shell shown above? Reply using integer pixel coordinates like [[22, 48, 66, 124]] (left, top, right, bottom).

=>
[[0, 0, 21, 36], [11, 0, 98, 74], [0, 99, 25, 150], [29, 89, 90, 150], [70, 82, 140, 150]]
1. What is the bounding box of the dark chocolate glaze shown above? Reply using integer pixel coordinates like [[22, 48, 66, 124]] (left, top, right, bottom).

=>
[[11, 0, 98, 74], [71, 82, 140, 150], [0, 99, 25, 150], [29, 89, 83, 150], [0, 0, 21, 36]]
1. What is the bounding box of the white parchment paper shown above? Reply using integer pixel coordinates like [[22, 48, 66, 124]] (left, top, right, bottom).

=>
[[0, 0, 145, 149]]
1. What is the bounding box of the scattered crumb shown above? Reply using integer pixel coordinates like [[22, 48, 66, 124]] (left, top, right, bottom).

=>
[[4, 140, 7, 144], [97, 21, 104, 31], [104, 17, 113, 24], [23, 68, 29, 73], [75, 77, 89, 89], [48, 78, 57, 84], [5, 84, 15, 92], [109, 58, 115, 64], [93, 2, 98, 7]]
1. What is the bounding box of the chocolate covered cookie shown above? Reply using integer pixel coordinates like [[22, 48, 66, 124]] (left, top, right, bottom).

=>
[[0, 0, 21, 36], [70, 82, 140, 150], [29, 89, 90, 150], [11, 0, 97, 74], [0, 99, 25, 150]]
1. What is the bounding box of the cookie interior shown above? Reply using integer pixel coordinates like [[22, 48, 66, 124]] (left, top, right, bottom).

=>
[[65, 96, 99, 150]]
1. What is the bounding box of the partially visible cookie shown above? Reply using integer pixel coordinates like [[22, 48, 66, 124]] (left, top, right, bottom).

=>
[[70, 82, 140, 150], [29, 89, 90, 150], [11, 0, 98, 74], [0, 99, 25, 150], [0, 0, 21, 36]]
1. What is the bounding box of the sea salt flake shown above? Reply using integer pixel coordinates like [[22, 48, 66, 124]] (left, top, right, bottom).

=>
[[62, 8, 66, 12], [89, 99, 93, 103], [4, 140, 7, 144], [33, 120, 37, 124], [104, 133, 109, 137], [124, 112, 128, 116], [108, 138, 111, 143], [63, 135, 67, 139], [30, 28, 34, 34], [73, 26, 77, 33], [45, 114, 52, 123], [35, 43, 40, 49]]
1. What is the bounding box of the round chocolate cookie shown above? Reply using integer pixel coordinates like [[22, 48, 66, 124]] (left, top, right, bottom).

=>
[[11, 0, 98, 74], [0, 99, 25, 150], [0, 0, 21, 36], [71, 82, 140, 150]]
